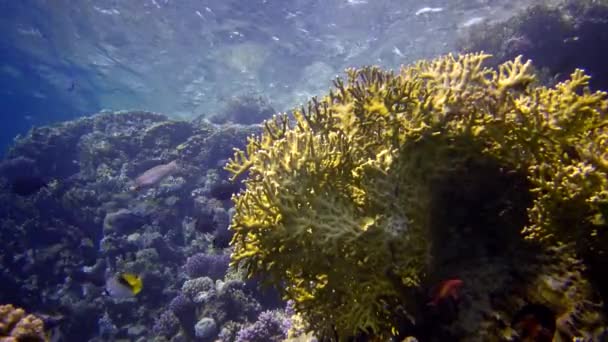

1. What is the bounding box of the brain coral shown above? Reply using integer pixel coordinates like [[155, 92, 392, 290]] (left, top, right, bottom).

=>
[[225, 53, 608, 338]]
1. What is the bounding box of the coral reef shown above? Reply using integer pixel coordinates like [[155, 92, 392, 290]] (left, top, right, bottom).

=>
[[160, 275, 271, 341], [194, 317, 217, 340], [235, 310, 289, 342], [0, 304, 46, 342], [226, 53, 608, 339], [168, 294, 196, 335], [181, 278, 216, 304], [97, 312, 118, 339], [184, 253, 230, 280], [460, 0, 608, 91], [2, 46, 607, 341], [152, 310, 180, 339], [0, 111, 265, 340], [460, 0, 608, 303]]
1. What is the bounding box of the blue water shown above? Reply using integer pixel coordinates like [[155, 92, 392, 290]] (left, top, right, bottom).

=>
[[0, 0, 529, 156], [0, 1, 103, 156], [0, 48, 100, 156]]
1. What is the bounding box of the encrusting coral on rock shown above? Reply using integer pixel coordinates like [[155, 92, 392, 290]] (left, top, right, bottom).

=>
[[226, 53, 608, 339], [0, 304, 46, 342]]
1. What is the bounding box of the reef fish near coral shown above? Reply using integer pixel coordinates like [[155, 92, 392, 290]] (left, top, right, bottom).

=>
[[130, 160, 179, 191], [105, 273, 143, 298]]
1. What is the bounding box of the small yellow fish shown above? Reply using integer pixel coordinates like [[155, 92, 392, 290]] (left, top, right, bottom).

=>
[[105, 273, 142, 298]]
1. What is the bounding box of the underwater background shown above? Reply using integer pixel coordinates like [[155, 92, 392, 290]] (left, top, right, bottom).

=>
[[1, 0, 608, 341], [0, 0, 541, 156]]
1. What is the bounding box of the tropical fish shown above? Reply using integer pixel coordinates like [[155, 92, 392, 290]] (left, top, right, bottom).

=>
[[130, 160, 179, 191], [9, 176, 49, 196], [427, 278, 464, 306], [105, 273, 143, 298], [512, 304, 555, 342]]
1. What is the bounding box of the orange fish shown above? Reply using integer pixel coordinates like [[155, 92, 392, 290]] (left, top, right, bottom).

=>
[[427, 278, 464, 306]]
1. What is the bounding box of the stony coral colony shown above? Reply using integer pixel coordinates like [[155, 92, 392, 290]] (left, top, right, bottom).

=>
[[0, 304, 47, 342], [227, 53, 608, 340]]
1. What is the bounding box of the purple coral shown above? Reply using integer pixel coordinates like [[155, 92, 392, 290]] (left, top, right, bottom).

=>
[[184, 253, 230, 279], [168, 294, 196, 335], [219, 280, 262, 322], [169, 294, 195, 318], [235, 310, 288, 342], [152, 311, 180, 338]]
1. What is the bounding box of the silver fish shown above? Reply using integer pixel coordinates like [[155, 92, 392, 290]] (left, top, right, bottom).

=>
[[130, 160, 179, 191]]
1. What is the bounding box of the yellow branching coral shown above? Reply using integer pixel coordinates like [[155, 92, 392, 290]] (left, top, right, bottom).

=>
[[226, 53, 608, 338]]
